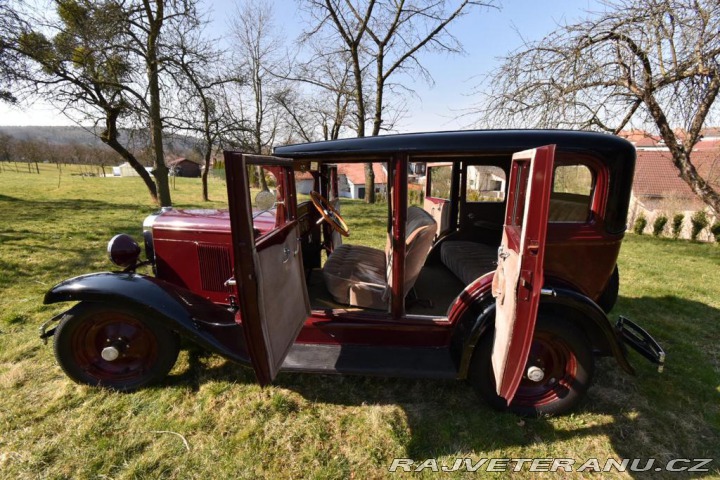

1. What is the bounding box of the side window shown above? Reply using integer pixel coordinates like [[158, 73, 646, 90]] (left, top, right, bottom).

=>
[[465, 165, 506, 202], [549, 164, 594, 223], [250, 166, 285, 226], [428, 165, 452, 199]]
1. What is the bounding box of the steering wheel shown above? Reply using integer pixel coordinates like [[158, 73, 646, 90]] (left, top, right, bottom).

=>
[[310, 191, 350, 237]]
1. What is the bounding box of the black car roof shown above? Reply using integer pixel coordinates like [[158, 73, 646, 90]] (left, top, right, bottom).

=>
[[273, 129, 635, 161], [273, 129, 636, 235]]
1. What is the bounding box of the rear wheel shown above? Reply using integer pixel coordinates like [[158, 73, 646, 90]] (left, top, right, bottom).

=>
[[53, 302, 180, 391], [469, 316, 594, 416]]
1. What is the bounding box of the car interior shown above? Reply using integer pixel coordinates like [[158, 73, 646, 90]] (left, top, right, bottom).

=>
[[258, 153, 596, 319]]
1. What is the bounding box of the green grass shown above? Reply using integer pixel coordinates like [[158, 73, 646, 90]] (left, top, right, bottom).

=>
[[0, 163, 719, 478]]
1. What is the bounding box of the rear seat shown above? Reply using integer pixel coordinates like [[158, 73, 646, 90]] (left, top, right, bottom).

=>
[[548, 198, 589, 222], [440, 199, 587, 285], [440, 241, 497, 286]]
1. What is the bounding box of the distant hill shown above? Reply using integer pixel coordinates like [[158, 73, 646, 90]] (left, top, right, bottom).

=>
[[0, 125, 200, 153]]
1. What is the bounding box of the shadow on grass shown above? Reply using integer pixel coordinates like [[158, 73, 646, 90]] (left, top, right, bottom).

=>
[[163, 294, 719, 476], [0, 194, 154, 291], [0, 193, 155, 218]]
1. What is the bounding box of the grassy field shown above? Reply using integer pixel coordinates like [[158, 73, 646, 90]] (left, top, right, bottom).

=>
[[0, 163, 719, 479]]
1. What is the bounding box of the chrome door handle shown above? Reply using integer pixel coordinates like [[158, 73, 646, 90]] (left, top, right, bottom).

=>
[[282, 246, 291, 263]]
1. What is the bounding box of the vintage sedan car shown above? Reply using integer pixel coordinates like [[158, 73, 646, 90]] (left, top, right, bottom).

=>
[[40, 130, 664, 416]]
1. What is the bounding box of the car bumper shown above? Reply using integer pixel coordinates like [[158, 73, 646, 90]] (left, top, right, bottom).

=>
[[616, 316, 665, 373]]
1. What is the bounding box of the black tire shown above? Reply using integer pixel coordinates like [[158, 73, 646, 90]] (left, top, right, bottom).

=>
[[468, 316, 595, 416], [53, 302, 180, 392], [596, 265, 619, 313]]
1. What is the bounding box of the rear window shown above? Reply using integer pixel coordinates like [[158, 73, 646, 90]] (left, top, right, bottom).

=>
[[549, 164, 594, 223], [465, 165, 506, 202]]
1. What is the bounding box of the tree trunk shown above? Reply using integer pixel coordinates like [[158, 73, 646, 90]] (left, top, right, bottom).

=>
[[644, 91, 720, 214], [202, 141, 211, 201], [145, 0, 171, 207], [364, 163, 375, 203], [258, 166, 269, 192], [352, 60, 376, 203], [101, 107, 159, 202], [673, 151, 720, 214]]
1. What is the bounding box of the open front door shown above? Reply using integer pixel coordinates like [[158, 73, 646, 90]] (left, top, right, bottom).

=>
[[491, 145, 555, 403], [225, 152, 311, 385]]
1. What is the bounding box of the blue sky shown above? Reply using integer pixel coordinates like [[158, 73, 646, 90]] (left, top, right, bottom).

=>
[[0, 0, 602, 132]]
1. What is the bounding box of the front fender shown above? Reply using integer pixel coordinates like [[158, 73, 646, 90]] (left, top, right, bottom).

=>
[[44, 272, 250, 365]]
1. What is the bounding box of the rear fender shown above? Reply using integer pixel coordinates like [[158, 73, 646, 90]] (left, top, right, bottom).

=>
[[43, 272, 250, 365], [453, 282, 634, 379], [537, 287, 634, 375]]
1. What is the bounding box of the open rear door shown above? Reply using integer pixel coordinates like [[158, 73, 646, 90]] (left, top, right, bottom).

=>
[[491, 145, 555, 403], [225, 152, 311, 385]]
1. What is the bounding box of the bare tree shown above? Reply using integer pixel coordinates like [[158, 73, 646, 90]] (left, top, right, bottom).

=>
[[480, 0, 720, 213], [278, 48, 355, 142], [0, 0, 20, 103], [303, 0, 494, 202], [167, 15, 247, 201], [4, 0, 203, 206], [230, 0, 291, 191]]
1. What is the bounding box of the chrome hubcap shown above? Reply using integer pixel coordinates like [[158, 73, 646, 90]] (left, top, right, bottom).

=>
[[527, 365, 545, 382], [101, 346, 120, 362]]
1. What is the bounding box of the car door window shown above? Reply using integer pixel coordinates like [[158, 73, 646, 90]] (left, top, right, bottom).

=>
[[429, 165, 452, 199], [549, 164, 594, 223]]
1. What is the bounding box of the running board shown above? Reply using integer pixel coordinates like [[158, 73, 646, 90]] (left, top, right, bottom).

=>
[[281, 343, 458, 379]]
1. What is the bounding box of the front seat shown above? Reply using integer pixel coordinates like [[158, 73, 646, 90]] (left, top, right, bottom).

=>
[[323, 206, 437, 310]]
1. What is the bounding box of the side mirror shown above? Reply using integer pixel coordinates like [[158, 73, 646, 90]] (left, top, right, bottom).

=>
[[254, 190, 276, 211]]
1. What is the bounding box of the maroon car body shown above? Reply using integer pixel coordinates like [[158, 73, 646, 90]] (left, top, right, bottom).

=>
[[41, 130, 664, 416]]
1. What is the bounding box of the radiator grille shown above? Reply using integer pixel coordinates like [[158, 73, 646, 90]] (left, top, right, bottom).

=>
[[197, 244, 233, 292]]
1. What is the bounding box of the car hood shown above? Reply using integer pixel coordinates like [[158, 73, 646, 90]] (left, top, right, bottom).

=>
[[151, 208, 276, 234]]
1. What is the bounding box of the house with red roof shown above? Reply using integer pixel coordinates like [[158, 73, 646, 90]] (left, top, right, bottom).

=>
[[337, 163, 388, 200], [626, 131, 719, 240], [295, 170, 315, 195], [293, 163, 389, 200]]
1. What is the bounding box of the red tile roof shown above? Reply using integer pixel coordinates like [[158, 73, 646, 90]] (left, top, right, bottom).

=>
[[701, 127, 720, 138], [338, 163, 387, 185], [619, 129, 660, 147], [633, 150, 720, 201], [295, 171, 314, 180]]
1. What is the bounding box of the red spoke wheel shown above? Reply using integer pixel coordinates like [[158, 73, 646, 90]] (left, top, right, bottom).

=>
[[53, 302, 180, 391], [469, 316, 594, 416]]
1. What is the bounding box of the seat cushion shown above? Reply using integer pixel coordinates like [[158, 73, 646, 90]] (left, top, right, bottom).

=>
[[323, 206, 437, 310], [549, 198, 589, 222], [323, 244, 388, 310], [440, 241, 498, 285]]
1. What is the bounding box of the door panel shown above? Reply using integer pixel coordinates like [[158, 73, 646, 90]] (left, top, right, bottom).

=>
[[224, 152, 311, 385], [255, 222, 310, 379], [491, 145, 555, 403]]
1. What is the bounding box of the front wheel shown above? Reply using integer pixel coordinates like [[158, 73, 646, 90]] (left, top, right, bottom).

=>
[[53, 302, 180, 391], [469, 316, 595, 416]]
